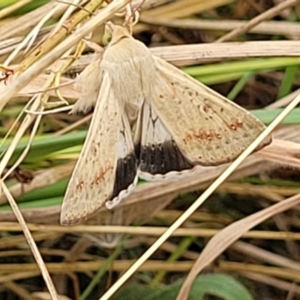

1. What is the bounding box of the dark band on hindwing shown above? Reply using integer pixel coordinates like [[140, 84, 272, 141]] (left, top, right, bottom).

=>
[[110, 152, 137, 199], [137, 140, 194, 175]]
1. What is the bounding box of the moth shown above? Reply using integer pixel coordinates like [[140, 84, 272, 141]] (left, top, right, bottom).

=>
[[60, 22, 271, 225]]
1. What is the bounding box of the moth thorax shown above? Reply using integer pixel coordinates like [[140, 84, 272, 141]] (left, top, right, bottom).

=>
[[110, 58, 154, 116]]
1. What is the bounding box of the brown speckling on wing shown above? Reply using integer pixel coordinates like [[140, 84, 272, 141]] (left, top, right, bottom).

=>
[[61, 73, 137, 225], [151, 56, 272, 166]]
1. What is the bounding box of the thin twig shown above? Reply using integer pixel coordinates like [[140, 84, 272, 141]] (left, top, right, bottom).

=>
[[216, 0, 300, 42]]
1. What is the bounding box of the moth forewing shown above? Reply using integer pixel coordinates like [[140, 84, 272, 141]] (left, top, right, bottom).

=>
[[61, 73, 137, 225], [151, 56, 272, 166]]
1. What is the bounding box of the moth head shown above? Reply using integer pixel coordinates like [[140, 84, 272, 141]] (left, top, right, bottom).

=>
[[104, 22, 131, 45]]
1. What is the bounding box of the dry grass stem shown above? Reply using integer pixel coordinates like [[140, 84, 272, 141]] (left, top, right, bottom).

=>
[[0, 182, 58, 300]]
